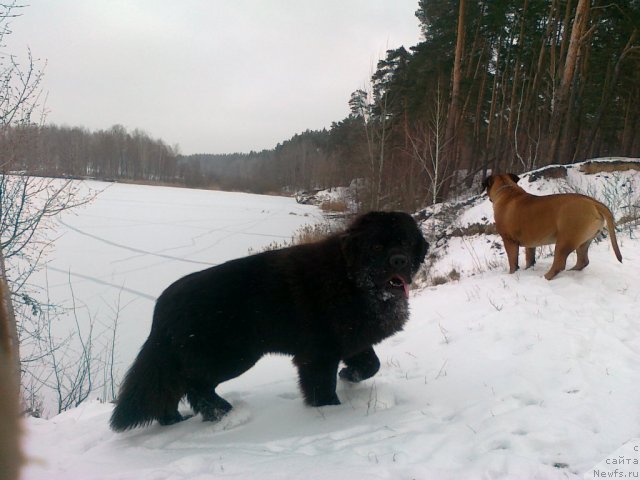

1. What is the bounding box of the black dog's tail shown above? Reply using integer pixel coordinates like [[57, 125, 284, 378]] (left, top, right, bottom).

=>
[[110, 338, 182, 432]]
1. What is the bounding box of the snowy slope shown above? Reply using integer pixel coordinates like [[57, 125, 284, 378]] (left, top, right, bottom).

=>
[[420, 157, 640, 285], [21, 162, 640, 479]]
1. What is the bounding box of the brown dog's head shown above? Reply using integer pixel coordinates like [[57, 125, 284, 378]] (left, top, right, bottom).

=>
[[482, 173, 520, 202]]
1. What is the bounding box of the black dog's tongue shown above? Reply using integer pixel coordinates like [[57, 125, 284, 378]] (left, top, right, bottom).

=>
[[401, 278, 409, 298], [390, 275, 409, 299]]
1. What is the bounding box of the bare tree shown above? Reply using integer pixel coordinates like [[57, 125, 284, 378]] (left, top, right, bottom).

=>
[[20, 270, 122, 417], [0, 171, 95, 379], [349, 86, 392, 210], [0, 3, 46, 128], [407, 82, 453, 205], [0, 3, 97, 414]]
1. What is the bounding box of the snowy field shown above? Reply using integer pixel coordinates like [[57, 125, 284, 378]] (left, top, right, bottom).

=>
[[24, 181, 322, 389], [21, 171, 640, 479]]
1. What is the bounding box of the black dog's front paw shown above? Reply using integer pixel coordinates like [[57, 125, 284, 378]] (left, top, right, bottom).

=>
[[307, 392, 341, 407], [339, 347, 380, 383], [339, 366, 363, 383]]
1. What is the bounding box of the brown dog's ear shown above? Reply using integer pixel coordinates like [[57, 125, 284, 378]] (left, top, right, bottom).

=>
[[509, 173, 520, 184], [481, 176, 493, 193]]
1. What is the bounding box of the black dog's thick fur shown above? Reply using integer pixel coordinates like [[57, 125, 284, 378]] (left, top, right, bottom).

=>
[[110, 211, 428, 431]]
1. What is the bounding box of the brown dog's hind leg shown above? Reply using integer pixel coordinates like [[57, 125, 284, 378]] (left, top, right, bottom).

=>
[[503, 238, 520, 273], [571, 239, 592, 271], [545, 243, 573, 280], [525, 247, 536, 269]]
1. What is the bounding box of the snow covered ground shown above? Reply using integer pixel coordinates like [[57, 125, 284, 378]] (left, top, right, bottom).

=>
[[22, 181, 322, 406], [21, 165, 640, 479]]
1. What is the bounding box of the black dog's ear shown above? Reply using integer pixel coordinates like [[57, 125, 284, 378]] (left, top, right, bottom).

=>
[[509, 173, 520, 184], [481, 176, 493, 193], [340, 231, 361, 278], [415, 231, 429, 266]]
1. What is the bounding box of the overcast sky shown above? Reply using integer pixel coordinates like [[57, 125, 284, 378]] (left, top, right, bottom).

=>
[[5, 1, 421, 155]]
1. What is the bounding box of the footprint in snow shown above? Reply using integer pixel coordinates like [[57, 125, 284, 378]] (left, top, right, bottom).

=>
[[203, 400, 252, 432], [277, 392, 300, 400], [338, 381, 396, 413], [133, 402, 253, 449]]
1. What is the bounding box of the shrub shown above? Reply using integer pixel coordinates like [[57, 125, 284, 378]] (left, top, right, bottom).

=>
[[320, 199, 349, 213]]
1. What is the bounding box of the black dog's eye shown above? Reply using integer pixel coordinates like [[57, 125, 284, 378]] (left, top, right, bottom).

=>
[[372, 244, 384, 253]]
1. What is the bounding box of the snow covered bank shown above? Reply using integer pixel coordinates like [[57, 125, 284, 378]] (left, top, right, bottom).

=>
[[420, 157, 640, 285], [23, 234, 639, 479], [22, 161, 640, 479], [23, 172, 640, 480]]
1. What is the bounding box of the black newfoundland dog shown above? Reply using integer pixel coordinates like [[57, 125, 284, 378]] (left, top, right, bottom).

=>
[[110, 211, 428, 431]]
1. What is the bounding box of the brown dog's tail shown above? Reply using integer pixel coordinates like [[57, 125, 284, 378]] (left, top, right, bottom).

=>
[[594, 202, 622, 263]]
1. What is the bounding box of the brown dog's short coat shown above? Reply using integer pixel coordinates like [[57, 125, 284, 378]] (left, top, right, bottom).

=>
[[483, 173, 622, 280]]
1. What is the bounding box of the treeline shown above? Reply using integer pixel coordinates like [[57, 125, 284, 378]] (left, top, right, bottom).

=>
[[1, 124, 180, 183], [181, 128, 366, 194], [404, 0, 640, 196], [183, 0, 640, 209], [5, 1, 639, 211]]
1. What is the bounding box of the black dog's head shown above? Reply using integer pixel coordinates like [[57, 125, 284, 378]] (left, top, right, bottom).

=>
[[341, 211, 428, 300]]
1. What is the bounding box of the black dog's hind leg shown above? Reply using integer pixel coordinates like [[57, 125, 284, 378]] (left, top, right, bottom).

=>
[[186, 382, 233, 422], [158, 410, 188, 426], [294, 356, 340, 407], [339, 347, 380, 383]]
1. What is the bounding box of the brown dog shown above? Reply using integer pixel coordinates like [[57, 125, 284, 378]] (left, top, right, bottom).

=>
[[483, 173, 622, 280]]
